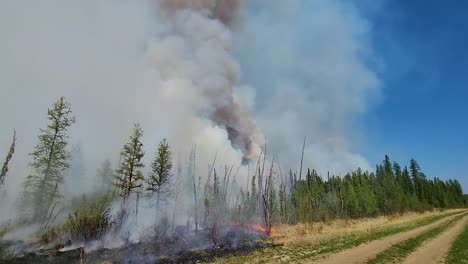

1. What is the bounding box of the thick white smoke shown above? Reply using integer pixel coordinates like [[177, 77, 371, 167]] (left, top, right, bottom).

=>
[[237, 0, 380, 175], [0, 0, 380, 224], [151, 0, 263, 163]]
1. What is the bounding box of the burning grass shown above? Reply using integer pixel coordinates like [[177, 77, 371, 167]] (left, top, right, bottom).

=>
[[0, 222, 274, 263], [211, 209, 465, 263]]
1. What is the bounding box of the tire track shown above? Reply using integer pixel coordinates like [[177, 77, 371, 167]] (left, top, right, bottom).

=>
[[402, 214, 468, 264], [308, 212, 464, 264]]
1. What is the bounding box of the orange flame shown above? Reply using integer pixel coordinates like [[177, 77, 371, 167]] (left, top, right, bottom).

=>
[[247, 224, 275, 237]]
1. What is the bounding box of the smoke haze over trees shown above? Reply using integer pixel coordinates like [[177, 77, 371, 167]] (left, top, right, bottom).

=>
[[0, 0, 381, 197], [0, 1, 466, 262]]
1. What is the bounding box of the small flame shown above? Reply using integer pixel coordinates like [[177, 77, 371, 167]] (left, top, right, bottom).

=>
[[247, 224, 274, 237]]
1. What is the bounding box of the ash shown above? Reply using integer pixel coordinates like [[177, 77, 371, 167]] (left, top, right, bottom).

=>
[[1, 225, 274, 264]]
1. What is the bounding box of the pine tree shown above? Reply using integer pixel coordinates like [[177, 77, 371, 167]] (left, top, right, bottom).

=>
[[147, 139, 172, 206], [1, 130, 16, 187], [410, 159, 420, 196], [344, 176, 359, 217], [21, 97, 76, 222], [114, 123, 145, 205], [401, 166, 413, 194]]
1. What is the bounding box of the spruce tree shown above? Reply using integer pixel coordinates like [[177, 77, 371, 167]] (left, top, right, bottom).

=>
[[401, 166, 413, 194], [146, 138, 172, 206], [410, 159, 420, 196], [1, 130, 16, 187], [114, 123, 145, 205], [21, 97, 75, 222]]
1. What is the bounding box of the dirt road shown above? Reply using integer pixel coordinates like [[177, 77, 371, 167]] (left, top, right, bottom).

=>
[[310, 212, 464, 264], [402, 214, 468, 264]]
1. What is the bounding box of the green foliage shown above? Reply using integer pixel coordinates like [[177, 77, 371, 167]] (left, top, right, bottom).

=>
[[20, 97, 75, 222], [0, 221, 12, 239], [0, 130, 16, 187], [114, 123, 145, 203], [64, 193, 114, 241], [286, 155, 465, 222], [146, 138, 172, 205], [216, 211, 462, 264], [446, 221, 468, 264], [368, 212, 467, 264], [40, 227, 59, 244]]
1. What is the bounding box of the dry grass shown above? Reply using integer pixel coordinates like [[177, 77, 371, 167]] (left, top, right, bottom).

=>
[[211, 209, 466, 264], [272, 209, 463, 248]]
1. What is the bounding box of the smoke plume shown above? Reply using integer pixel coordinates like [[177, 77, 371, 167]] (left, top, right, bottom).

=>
[[152, 0, 261, 163], [0, 0, 380, 224]]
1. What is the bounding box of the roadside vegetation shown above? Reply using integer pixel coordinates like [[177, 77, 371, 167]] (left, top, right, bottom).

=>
[[213, 210, 464, 263], [446, 219, 468, 264], [367, 212, 468, 264], [0, 97, 467, 262]]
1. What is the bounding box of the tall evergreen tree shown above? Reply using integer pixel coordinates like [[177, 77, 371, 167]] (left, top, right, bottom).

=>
[[147, 139, 172, 206], [410, 159, 420, 196], [401, 166, 413, 194], [114, 123, 145, 205], [21, 97, 75, 222], [1, 130, 16, 187]]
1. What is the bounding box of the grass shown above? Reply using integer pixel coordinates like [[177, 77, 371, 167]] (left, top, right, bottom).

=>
[[212, 210, 464, 263], [367, 212, 468, 264], [0, 221, 12, 239], [446, 220, 468, 264]]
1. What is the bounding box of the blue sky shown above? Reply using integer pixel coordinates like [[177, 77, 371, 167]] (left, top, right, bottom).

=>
[[360, 0, 468, 191]]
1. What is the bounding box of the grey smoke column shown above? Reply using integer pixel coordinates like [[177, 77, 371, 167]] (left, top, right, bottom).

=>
[[153, 0, 261, 163]]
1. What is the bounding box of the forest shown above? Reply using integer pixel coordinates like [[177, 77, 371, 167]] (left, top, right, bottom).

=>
[[0, 97, 466, 258]]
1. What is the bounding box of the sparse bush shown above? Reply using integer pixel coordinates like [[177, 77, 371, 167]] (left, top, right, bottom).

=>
[[64, 193, 114, 241], [41, 227, 59, 243], [0, 221, 12, 239]]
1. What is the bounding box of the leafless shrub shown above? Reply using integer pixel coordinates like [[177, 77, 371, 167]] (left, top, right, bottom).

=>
[[154, 216, 170, 241]]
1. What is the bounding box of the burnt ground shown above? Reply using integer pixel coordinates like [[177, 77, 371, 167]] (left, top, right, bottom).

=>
[[0, 225, 276, 263]]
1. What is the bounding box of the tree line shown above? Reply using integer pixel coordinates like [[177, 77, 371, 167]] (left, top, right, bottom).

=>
[[274, 155, 466, 223], [0, 97, 466, 239]]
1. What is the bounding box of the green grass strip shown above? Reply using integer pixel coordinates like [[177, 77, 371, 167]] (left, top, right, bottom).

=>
[[216, 211, 464, 263], [289, 211, 464, 261], [446, 220, 468, 264], [367, 212, 468, 264]]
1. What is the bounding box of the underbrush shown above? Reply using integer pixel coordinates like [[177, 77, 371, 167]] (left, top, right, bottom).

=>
[[0, 221, 12, 239], [63, 192, 115, 241]]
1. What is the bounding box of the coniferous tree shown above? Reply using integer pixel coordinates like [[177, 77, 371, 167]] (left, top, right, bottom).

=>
[[344, 175, 359, 217], [146, 138, 172, 206], [284, 156, 464, 222], [401, 166, 413, 194], [21, 97, 76, 222], [410, 159, 420, 196], [1, 130, 16, 187], [114, 123, 145, 205]]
